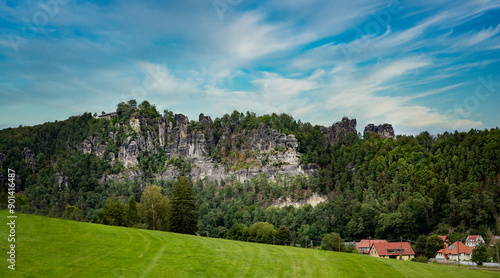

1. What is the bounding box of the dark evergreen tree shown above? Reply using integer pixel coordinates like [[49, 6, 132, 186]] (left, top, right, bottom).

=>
[[276, 226, 293, 245], [127, 196, 140, 227], [168, 176, 198, 235]]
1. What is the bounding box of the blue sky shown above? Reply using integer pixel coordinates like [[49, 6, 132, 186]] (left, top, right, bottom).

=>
[[1, 0, 499, 135]]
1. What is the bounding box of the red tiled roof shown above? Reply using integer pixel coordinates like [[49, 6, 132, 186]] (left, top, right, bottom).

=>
[[356, 239, 387, 250], [372, 242, 415, 256], [465, 235, 482, 243], [438, 235, 450, 242], [436, 241, 475, 256]]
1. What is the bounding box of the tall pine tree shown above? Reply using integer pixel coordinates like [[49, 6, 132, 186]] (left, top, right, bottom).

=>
[[168, 176, 198, 234], [127, 196, 140, 227]]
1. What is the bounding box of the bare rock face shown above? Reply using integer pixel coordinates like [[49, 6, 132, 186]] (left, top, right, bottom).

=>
[[157, 117, 173, 146], [118, 136, 140, 167], [80, 136, 107, 156], [271, 193, 328, 208], [54, 173, 68, 189], [199, 113, 212, 127], [100, 169, 145, 189], [80, 112, 321, 184], [364, 123, 396, 139], [22, 148, 37, 171], [320, 116, 357, 144], [174, 114, 189, 139], [130, 117, 141, 133]]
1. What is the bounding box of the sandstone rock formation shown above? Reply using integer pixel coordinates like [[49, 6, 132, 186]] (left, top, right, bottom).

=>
[[320, 116, 357, 144], [80, 112, 323, 184], [271, 193, 328, 208], [78, 113, 395, 185], [22, 148, 37, 171], [364, 123, 396, 139]]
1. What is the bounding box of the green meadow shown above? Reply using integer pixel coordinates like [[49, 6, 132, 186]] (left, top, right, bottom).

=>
[[0, 211, 498, 277]]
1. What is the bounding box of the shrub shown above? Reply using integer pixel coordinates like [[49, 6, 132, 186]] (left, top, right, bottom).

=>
[[411, 256, 429, 263]]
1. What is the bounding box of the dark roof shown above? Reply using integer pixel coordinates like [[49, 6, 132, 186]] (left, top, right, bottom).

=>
[[98, 112, 117, 118]]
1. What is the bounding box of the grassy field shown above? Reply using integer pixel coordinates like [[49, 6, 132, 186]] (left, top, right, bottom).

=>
[[0, 211, 498, 277]]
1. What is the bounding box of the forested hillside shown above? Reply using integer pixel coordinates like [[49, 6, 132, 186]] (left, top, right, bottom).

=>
[[0, 100, 499, 244]]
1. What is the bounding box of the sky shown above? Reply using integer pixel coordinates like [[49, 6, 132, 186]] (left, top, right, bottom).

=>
[[0, 0, 499, 135]]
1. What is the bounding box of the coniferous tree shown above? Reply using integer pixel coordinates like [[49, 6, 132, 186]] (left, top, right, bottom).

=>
[[168, 176, 198, 234], [127, 196, 140, 227], [276, 226, 293, 245]]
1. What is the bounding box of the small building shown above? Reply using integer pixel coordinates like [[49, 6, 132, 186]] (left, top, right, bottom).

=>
[[465, 235, 485, 247], [356, 239, 388, 254], [435, 241, 475, 261], [98, 112, 118, 119], [438, 235, 451, 248], [489, 235, 500, 247], [369, 242, 415, 260]]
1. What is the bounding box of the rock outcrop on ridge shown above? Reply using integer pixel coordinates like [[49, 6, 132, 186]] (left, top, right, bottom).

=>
[[364, 123, 396, 139], [320, 117, 357, 144]]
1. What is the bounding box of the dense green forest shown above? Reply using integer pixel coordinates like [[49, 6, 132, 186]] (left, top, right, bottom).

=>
[[1, 101, 499, 247]]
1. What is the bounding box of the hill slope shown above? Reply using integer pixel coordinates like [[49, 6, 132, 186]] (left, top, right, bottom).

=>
[[0, 211, 497, 277]]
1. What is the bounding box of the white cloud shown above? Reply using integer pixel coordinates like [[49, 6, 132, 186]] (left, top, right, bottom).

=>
[[318, 58, 482, 133]]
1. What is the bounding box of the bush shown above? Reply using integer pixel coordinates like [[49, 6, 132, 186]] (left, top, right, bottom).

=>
[[99, 200, 128, 226], [321, 232, 341, 251], [63, 205, 83, 221], [411, 256, 429, 263], [249, 222, 276, 244], [226, 223, 249, 241]]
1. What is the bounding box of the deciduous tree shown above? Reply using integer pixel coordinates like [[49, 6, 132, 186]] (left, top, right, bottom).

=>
[[139, 184, 168, 230]]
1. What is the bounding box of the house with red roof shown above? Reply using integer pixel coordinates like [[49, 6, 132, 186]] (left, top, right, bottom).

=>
[[435, 241, 475, 261], [465, 235, 485, 247], [438, 235, 451, 248], [369, 242, 415, 260], [356, 239, 387, 254]]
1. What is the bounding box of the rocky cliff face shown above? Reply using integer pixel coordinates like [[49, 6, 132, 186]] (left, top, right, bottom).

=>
[[78, 113, 394, 185], [271, 193, 328, 208], [364, 123, 396, 139], [320, 116, 357, 144], [22, 148, 37, 172], [79, 113, 320, 184]]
